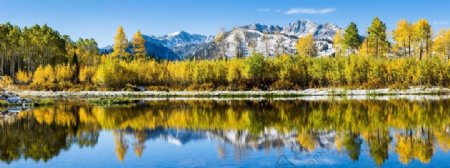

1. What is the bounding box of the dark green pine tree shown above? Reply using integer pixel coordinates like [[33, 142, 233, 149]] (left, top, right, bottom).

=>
[[343, 22, 361, 54], [70, 53, 80, 83]]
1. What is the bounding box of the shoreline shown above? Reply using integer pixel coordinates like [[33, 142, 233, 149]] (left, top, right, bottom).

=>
[[13, 87, 450, 98]]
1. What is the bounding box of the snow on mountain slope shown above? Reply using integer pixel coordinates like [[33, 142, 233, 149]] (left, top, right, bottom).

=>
[[101, 19, 341, 60], [189, 19, 341, 59], [157, 31, 213, 47]]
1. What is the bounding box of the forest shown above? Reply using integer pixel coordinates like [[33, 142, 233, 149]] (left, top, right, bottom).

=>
[[1, 17, 450, 91]]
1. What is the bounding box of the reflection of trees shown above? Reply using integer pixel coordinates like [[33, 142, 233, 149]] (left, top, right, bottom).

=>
[[133, 130, 147, 158], [0, 105, 100, 164], [364, 129, 391, 166], [114, 131, 128, 162], [395, 129, 435, 164], [342, 132, 362, 161], [1, 99, 450, 166]]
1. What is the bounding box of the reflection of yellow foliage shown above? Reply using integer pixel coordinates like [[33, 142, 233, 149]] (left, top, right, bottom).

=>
[[32, 107, 55, 125], [133, 131, 147, 158], [395, 134, 414, 164], [79, 107, 97, 124], [17, 99, 450, 164], [335, 134, 344, 152], [395, 131, 435, 165], [114, 131, 128, 162], [297, 131, 316, 151], [435, 131, 450, 152]]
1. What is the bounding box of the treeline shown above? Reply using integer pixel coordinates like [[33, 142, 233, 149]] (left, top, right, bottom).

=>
[[6, 54, 450, 91], [2, 17, 450, 91], [299, 17, 450, 60], [0, 23, 100, 77]]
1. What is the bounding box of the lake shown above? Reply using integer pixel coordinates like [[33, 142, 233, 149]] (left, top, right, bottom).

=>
[[1, 97, 450, 167]]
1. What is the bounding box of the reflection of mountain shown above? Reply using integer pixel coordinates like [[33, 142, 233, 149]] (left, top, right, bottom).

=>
[[1, 99, 450, 166], [124, 127, 335, 149], [128, 128, 207, 146]]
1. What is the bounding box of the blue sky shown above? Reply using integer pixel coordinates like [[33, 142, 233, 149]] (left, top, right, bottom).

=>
[[1, 0, 449, 47]]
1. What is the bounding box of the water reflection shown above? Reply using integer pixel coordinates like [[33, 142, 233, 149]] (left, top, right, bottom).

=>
[[1, 99, 450, 167]]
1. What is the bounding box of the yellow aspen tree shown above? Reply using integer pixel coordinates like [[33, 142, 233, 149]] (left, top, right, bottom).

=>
[[333, 29, 344, 57], [132, 30, 147, 60], [433, 29, 450, 60], [16, 70, 32, 84], [393, 19, 413, 57], [296, 34, 317, 57], [359, 38, 370, 56], [112, 26, 130, 59], [413, 19, 432, 59]]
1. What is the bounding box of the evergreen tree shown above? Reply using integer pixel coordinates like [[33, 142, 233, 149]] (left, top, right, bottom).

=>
[[132, 30, 147, 60], [343, 22, 361, 54], [70, 53, 80, 83]]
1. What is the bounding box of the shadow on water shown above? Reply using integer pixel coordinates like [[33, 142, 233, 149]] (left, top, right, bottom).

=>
[[1, 99, 450, 167]]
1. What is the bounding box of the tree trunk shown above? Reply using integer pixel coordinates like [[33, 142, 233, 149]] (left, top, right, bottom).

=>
[[419, 47, 423, 60]]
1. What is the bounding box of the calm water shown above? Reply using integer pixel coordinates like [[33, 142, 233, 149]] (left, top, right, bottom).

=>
[[1, 98, 450, 167]]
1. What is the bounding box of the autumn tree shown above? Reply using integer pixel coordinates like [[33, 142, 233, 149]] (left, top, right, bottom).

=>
[[75, 38, 99, 66], [16, 70, 32, 84], [112, 26, 130, 59], [367, 17, 389, 57], [132, 30, 147, 60], [393, 19, 413, 57], [31, 65, 55, 90], [333, 30, 344, 57], [359, 38, 370, 56], [433, 29, 450, 60], [296, 34, 317, 57], [79, 66, 96, 84], [413, 19, 432, 59], [343, 22, 361, 55], [55, 64, 74, 87]]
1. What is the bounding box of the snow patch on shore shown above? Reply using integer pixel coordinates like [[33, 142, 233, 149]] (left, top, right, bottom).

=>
[[14, 87, 450, 100]]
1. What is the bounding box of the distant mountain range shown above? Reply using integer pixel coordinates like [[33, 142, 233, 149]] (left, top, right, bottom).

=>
[[101, 19, 341, 60]]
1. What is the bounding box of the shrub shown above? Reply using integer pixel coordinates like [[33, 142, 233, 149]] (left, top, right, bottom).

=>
[[55, 64, 74, 88], [0, 76, 14, 89], [16, 70, 32, 84], [31, 65, 56, 90], [79, 66, 96, 84]]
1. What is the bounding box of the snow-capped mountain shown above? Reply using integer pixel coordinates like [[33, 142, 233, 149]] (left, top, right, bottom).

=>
[[101, 19, 341, 60], [156, 31, 213, 47], [190, 19, 341, 59]]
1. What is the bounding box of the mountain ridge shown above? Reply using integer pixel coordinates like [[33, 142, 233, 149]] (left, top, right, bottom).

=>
[[101, 19, 342, 60]]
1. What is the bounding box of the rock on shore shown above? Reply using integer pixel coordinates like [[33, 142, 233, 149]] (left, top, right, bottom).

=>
[[1, 89, 31, 104]]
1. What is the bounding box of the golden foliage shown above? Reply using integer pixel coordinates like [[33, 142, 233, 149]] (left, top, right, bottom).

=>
[[31, 65, 55, 90], [132, 30, 147, 59], [296, 34, 317, 57], [16, 70, 32, 84]]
